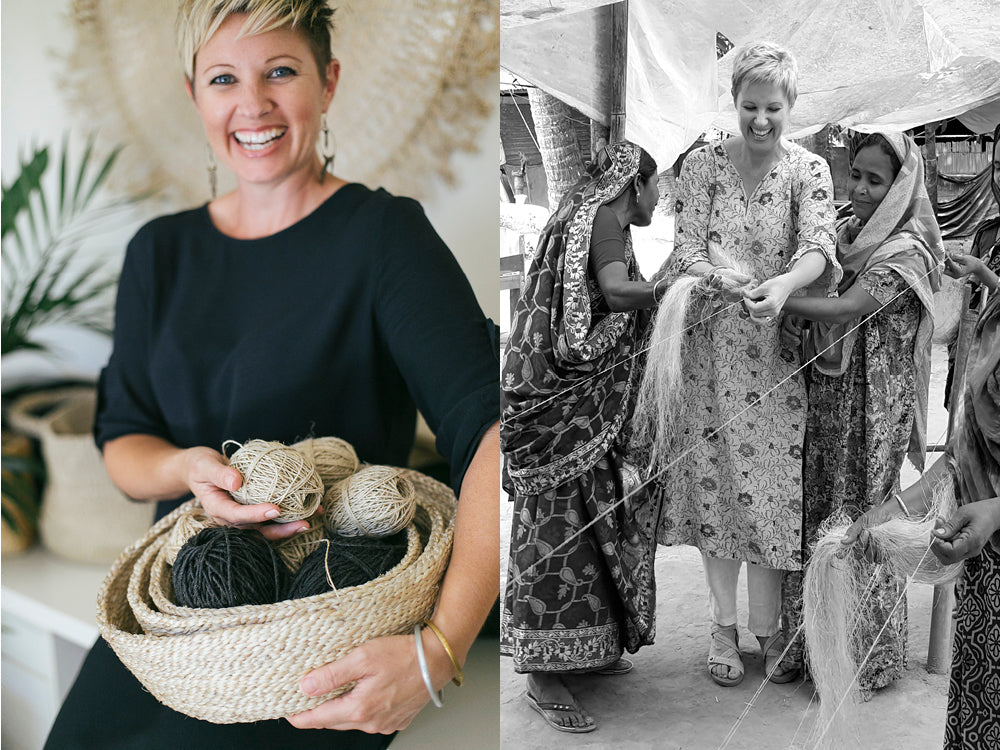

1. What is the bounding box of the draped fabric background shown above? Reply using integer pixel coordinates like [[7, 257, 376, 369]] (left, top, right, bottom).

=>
[[501, 0, 1000, 174], [63, 0, 499, 205]]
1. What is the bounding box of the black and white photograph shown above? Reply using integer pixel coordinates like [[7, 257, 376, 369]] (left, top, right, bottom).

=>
[[499, 1, 1000, 748]]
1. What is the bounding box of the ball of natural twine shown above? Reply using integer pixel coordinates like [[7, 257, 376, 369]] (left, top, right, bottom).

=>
[[274, 520, 326, 574], [225, 439, 323, 523], [171, 526, 288, 609], [291, 436, 359, 487], [323, 465, 417, 537], [163, 506, 218, 565], [285, 530, 410, 599]]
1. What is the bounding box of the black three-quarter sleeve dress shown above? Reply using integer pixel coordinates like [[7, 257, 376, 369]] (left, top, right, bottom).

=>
[[45, 183, 499, 750]]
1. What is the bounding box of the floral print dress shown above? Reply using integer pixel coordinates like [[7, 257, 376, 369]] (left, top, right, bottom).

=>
[[784, 268, 921, 693], [654, 141, 837, 570]]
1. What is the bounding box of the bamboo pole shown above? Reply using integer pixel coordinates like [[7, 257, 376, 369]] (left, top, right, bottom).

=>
[[923, 123, 939, 211], [922, 120, 953, 674], [609, 0, 627, 142]]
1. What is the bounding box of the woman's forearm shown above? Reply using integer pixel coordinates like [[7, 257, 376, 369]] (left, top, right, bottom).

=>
[[602, 279, 660, 312], [103, 434, 195, 502], [978, 266, 1000, 292], [782, 285, 878, 325], [783, 249, 829, 289], [425, 421, 502, 666], [595, 261, 660, 311], [899, 457, 952, 516]]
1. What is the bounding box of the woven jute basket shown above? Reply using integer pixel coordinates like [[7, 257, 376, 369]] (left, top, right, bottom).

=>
[[7, 387, 155, 563], [97, 468, 456, 724]]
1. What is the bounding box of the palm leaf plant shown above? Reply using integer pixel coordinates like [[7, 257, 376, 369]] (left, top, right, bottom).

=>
[[1, 134, 146, 542], [2, 134, 145, 356]]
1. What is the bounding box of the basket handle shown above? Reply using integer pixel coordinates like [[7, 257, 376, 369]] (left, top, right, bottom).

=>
[[6, 387, 93, 439]]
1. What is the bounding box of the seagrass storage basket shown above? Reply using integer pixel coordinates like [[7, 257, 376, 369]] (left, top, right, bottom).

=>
[[97, 468, 456, 724], [8, 387, 155, 563]]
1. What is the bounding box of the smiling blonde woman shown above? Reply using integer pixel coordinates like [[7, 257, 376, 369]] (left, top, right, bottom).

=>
[[43, 1, 500, 747], [643, 41, 840, 689]]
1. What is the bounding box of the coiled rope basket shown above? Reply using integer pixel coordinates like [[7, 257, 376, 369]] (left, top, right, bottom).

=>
[[96, 467, 456, 723]]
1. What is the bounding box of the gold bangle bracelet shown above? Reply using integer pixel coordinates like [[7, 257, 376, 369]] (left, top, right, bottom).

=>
[[422, 620, 464, 686]]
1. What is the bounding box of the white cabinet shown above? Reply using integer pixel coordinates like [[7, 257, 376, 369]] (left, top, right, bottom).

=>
[[1, 548, 104, 750]]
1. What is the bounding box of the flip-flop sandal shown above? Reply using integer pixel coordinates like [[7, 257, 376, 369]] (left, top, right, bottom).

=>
[[593, 657, 634, 676], [761, 632, 801, 684], [708, 626, 744, 687], [525, 690, 596, 733]]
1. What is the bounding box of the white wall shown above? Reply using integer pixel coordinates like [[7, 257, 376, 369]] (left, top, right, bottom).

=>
[[1, 0, 500, 388]]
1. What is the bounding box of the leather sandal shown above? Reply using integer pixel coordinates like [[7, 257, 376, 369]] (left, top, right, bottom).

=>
[[593, 657, 634, 676], [708, 625, 744, 687], [525, 689, 596, 733], [761, 632, 801, 684]]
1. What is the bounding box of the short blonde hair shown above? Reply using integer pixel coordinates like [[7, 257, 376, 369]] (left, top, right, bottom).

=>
[[730, 41, 798, 107], [176, 0, 335, 82]]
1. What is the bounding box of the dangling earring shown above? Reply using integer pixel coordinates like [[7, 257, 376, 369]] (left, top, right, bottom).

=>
[[205, 144, 217, 200], [320, 114, 336, 182]]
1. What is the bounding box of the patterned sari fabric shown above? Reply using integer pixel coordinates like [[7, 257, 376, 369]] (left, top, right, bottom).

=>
[[945, 293, 1000, 749], [651, 141, 838, 571], [785, 134, 943, 688], [501, 142, 658, 672]]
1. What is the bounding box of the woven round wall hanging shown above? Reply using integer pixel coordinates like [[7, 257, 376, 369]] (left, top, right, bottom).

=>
[[62, 0, 498, 205]]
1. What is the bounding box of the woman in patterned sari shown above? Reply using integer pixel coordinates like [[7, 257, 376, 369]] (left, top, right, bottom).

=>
[[501, 141, 662, 733], [780, 132, 943, 695], [843, 274, 999, 746]]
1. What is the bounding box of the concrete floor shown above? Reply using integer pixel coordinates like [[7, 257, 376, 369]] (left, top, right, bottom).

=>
[[500, 326, 961, 749]]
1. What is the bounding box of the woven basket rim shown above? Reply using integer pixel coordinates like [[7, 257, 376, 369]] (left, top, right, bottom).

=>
[[98, 467, 454, 631], [143, 508, 428, 624]]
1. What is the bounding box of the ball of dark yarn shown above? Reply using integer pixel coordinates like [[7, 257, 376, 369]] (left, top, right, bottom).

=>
[[171, 526, 288, 609], [285, 530, 409, 600]]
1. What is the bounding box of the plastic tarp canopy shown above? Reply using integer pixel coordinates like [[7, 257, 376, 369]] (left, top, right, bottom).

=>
[[501, 0, 1000, 173]]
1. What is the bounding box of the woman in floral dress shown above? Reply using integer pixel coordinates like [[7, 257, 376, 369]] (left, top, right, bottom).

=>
[[501, 142, 664, 733], [781, 132, 943, 693], [648, 42, 839, 688]]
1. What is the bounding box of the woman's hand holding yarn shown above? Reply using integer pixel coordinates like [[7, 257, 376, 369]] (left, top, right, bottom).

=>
[[705, 266, 755, 303], [931, 497, 1000, 565], [839, 501, 901, 562], [943, 252, 986, 282], [180, 446, 309, 541], [742, 274, 795, 324], [287, 632, 454, 733]]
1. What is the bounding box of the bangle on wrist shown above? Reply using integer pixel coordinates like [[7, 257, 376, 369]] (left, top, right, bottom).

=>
[[890, 492, 911, 517], [413, 624, 443, 707], [652, 278, 667, 303], [422, 620, 464, 687]]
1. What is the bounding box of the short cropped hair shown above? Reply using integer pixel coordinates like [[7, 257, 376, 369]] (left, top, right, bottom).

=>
[[176, 0, 335, 82], [730, 41, 798, 107]]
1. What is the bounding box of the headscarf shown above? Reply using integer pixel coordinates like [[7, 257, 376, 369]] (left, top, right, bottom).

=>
[[810, 132, 944, 469], [501, 142, 649, 495]]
